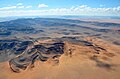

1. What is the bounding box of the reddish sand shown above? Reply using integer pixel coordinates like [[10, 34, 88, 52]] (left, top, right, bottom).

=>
[[0, 37, 120, 79]]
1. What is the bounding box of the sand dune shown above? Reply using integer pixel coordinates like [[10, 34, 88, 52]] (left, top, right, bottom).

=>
[[0, 37, 120, 79]]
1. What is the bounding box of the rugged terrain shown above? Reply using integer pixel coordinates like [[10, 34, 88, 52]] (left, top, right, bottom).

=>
[[0, 17, 120, 79]]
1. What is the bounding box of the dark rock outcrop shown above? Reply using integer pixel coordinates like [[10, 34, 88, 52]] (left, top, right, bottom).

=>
[[9, 41, 64, 73]]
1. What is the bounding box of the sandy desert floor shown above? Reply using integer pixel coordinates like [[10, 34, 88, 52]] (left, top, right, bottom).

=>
[[0, 17, 120, 79], [0, 37, 120, 79]]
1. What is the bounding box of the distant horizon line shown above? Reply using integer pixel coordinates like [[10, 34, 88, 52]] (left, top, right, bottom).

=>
[[0, 15, 120, 18]]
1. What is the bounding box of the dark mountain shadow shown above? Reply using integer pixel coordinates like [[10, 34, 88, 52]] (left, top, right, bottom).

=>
[[90, 55, 117, 71]]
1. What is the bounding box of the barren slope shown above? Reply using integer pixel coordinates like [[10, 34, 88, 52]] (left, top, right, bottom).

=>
[[0, 37, 120, 79]]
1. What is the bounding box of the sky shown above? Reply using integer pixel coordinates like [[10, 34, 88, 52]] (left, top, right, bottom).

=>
[[0, 0, 120, 17]]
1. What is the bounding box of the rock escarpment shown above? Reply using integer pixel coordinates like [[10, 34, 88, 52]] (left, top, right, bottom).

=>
[[9, 40, 64, 73], [8, 37, 118, 73]]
